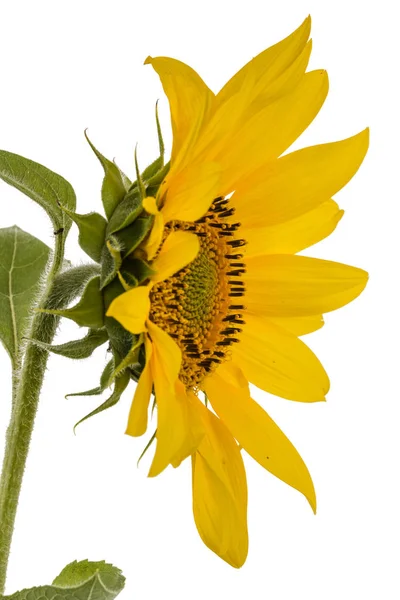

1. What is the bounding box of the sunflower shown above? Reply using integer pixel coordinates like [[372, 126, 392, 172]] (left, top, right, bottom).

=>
[[107, 17, 368, 567]]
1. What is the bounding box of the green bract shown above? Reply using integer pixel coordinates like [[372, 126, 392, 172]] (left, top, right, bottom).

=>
[[33, 114, 169, 426]]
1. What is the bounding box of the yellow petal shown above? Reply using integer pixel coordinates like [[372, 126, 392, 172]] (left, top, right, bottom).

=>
[[233, 314, 329, 402], [146, 321, 203, 476], [270, 315, 324, 336], [244, 255, 369, 316], [142, 196, 158, 215], [216, 16, 311, 108], [204, 364, 316, 512], [244, 200, 343, 257], [161, 161, 220, 223], [232, 129, 369, 227], [190, 37, 312, 170], [244, 40, 312, 116], [144, 208, 164, 262], [146, 321, 182, 476], [145, 56, 214, 172], [151, 231, 200, 283], [106, 285, 150, 334], [192, 402, 248, 568], [219, 70, 329, 192], [170, 386, 205, 469], [126, 335, 153, 437]]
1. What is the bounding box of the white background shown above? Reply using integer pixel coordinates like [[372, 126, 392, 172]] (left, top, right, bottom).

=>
[[0, 1, 398, 598]]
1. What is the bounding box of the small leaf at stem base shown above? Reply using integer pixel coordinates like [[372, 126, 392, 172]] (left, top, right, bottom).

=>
[[0, 559, 125, 599]]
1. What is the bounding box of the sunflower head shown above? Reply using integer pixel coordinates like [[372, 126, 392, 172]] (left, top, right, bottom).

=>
[[46, 16, 369, 567]]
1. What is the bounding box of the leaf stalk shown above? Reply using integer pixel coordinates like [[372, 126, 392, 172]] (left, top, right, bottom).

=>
[[0, 232, 66, 594]]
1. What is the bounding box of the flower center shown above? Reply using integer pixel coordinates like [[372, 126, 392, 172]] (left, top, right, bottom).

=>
[[149, 197, 246, 388]]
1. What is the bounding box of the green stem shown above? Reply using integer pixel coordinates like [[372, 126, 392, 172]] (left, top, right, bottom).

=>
[[0, 234, 65, 594]]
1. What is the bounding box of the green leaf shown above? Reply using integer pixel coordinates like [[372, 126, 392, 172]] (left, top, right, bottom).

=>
[[114, 216, 153, 257], [41, 276, 104, 328], [100, 239, 122, 289], [0, 226, 50, 365], [106, 188, 143, 235], [0, 150, 76, 234], [66, 358, 114, 397], [47, 264, 101, 310], [61, 208, 107, 263], [74, 367, 130, 429], [85, 131, 126, 219], [30, 328, 109, 359], [1, 559, 125, 599]]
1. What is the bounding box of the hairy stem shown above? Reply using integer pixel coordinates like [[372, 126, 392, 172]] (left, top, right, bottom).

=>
[[0, 233, 65, 594]]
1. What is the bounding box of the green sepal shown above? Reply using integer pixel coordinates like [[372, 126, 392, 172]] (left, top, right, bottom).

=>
[[114, 216, 153, 256], [1, 559, 125, 599], [137, 430, 157, 467], [60, 207, 107, 262], [133, 102, 165, 186], [134, 146, 146, 201], [141, 156, 163, 182], [29, 328, 109, 359], [66, 358, 114, 397], [100, 238, 122, 289], [103, 278, 134, 358], [146, 160, 170, 189], [106, 187, 142, 235], [0, 226, 50, 365], [84, 130, 127, 219], [107, 335, 142, 385], [127, 257, 155, 283], [118, 270, 138, 289], [40, 276, 104, 328], [46, 264, 101, 310], [74, 367, 130, 430], [113, 159, 132, 191], [0, 149, 76, 234]]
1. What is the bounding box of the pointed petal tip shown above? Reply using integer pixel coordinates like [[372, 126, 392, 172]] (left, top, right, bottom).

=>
[[295, 14, 311, 37], [351, 266, 369, 289], [147, 458, 163, 478], [304, 14, 312, 33], [144, 56, 153, 65], [306, 478, 317, 514], [310, 68, 329, 94], [105, 305, 114, 318], [360, 127, 370, 152], [226, 552, 248, 569]]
